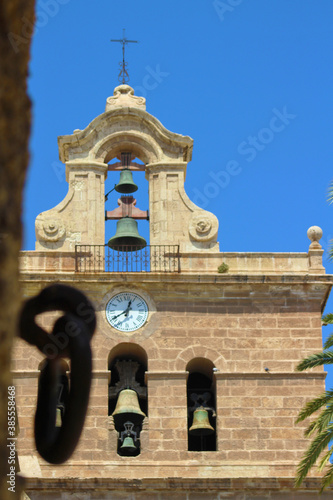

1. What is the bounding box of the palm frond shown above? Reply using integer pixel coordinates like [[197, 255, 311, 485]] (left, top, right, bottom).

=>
[[322, 313, 333, 326], [296, 389, 333, 424], [304, 420, 317, 436], [296, 351, 333, 371], [321, 463, 333, 492], [304, 407, 333, 437], [329, 242, 333, 262], [295, 424, 333, 487], [318, 446, 333, 472], [324, 333, 333, 350], [328, 181, 333, 204]]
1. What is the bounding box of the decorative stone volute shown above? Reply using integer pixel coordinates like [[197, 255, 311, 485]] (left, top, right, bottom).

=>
[[105, 84, 146, 111]]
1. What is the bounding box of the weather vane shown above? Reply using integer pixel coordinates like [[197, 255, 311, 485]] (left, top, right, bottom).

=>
[[110, 29, 138, 84]]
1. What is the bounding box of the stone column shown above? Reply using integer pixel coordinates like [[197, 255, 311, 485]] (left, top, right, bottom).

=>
[[147, 164, 219, 252], [144, 371, 188, 460]]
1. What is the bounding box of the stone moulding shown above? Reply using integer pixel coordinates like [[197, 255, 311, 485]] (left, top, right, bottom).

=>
[[57, 107, 193, 164], [22, 477, 333, 495]]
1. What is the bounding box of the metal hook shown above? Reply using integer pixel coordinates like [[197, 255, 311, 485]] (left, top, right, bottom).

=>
[[19, 285, 96, 464]]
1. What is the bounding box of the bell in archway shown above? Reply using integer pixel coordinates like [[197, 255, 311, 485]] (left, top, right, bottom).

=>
[[55, 408, 62, 428], [112, 389, 146, 426], [120, 435, 137, 455], [189, 406, 214, 436], [115, 169, 138, 194], [107, 217, 147, 251]]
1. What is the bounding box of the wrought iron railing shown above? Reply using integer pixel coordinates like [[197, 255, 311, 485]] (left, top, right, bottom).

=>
[[75, 245, 180, 273]]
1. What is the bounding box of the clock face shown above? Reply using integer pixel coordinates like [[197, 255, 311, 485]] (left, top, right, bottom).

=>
[[105, 292, 149, 332]]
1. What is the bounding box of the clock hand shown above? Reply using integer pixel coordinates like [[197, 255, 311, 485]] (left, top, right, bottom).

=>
[[112, 300, 133, 321], [124, 300, 132, 317], [111, 311, 125, 320]]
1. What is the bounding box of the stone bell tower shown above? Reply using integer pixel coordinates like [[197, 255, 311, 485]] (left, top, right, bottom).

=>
[[16, 84, 333, 499], [35, 84, 218, 253]]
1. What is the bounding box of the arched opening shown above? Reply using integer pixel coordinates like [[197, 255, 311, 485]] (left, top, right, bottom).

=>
[[105, 152, 149, 255], [38, 359, 70, 428], [108, 343, 148, 456], [186, 358, 216, 452]]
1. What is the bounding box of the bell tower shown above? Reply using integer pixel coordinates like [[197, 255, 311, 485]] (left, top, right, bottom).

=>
[[35, 84, 219, 254], [16, 82, 333, 499]]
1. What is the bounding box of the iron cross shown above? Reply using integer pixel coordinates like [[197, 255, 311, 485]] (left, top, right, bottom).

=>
[[111, 29, 138, 84]]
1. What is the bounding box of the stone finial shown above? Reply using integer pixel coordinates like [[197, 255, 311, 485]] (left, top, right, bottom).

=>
[[307, 226, 325, 273], [307, 225, 323, 248], [105, 85, 146, 111]]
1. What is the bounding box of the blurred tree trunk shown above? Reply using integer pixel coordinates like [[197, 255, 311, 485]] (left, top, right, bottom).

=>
[[0, 1, 35, 499]]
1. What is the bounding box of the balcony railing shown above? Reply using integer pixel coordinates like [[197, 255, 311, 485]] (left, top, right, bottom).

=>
[[75, 245, 180, 273]]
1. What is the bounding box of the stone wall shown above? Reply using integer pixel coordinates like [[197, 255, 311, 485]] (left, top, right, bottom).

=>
[[13, 273, 330, 485]]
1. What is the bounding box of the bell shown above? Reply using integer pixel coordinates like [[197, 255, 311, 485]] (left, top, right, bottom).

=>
[[112, 389, 146, 426], [120, 436, 137, 455], [107, 217, 147, 251], [115, 169, 138, 194], [189, 407, 214, 436], [55, 407, 62, 427]]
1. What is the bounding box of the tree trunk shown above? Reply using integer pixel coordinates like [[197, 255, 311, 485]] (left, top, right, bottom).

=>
[[0, 1, 35, 499]]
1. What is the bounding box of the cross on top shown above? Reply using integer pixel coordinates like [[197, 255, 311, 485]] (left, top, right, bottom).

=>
[[110, 29, 138, 84]]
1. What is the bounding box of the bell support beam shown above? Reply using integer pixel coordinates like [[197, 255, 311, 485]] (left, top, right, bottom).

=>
[[108, 162, 145, 171], [106, 196, 148, 220]]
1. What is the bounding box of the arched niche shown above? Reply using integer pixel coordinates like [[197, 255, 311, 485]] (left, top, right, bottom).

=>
[[108, 343, 148, 457], [186, 357, 217, 452], [38, 359, 70, 427], [107, 343, 148, 416]]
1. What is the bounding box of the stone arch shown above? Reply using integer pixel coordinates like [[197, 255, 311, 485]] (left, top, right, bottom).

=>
[[186, 357, 217, 452], [107, 342, 148, 369], [186, 357, 216, 378], [175, 345, 226, 372], [58, 106, 192, 165], [93, 130, 162, 165]]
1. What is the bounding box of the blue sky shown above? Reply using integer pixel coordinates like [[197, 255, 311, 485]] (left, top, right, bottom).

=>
[[24, 1, 333, 382]]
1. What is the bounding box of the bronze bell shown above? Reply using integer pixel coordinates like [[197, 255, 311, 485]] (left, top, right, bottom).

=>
[[189, 406, 214, 436], [55, 408, 62, 428], [115, 169, 138, 194], [107, 217, 147, 251], [120, 436, 137, 455], [112, 389, 146, 426]]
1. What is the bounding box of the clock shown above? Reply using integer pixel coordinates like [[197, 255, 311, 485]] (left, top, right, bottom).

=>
[[105, 292, 149, 332]]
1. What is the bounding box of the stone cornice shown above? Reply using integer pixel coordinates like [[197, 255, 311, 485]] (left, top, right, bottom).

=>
[[214, 372, 326, 379], [12, 371, 326, 379], [18, 271, 333, 285], [22, 476, 333, 493]]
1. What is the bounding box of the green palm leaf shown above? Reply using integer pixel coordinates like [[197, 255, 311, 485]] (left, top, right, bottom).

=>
[[295, 424, 333, 487], [324, 332, 333, 349], [321, 463, 333, 492], [296, 390, 333, 424], [322, 314, 333, 326], [296, 351, 333, 371], [304, 405, 333, 437], [318, 446, 333, 472]]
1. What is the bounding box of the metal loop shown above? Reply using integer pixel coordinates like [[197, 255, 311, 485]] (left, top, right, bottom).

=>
[[18, 285, 96, 464]]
